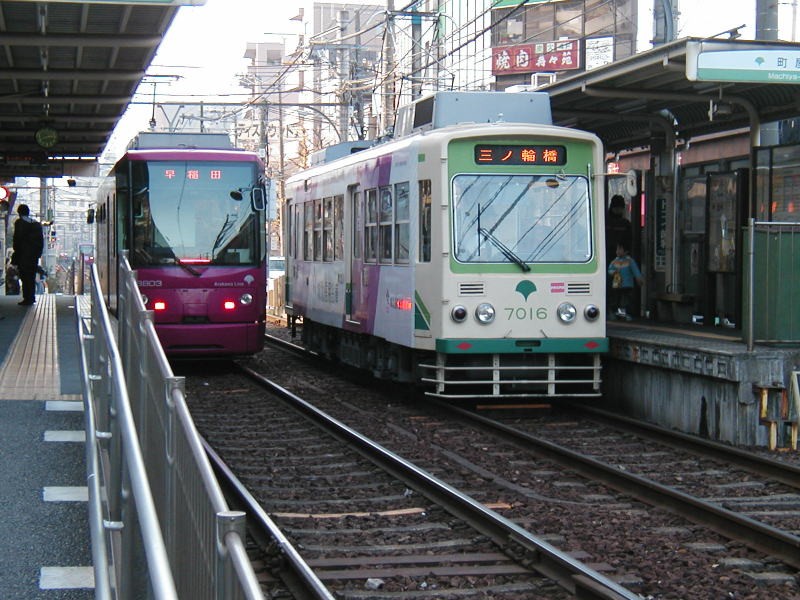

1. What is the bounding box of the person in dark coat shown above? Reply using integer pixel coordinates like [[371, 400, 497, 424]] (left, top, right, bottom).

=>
[[11, 204, 44, 306], [605, 194, 632, 263]]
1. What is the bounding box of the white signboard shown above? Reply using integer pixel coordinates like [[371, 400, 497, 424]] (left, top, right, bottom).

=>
[[687, 42, 800, 83], [586, 37, 614, 71]]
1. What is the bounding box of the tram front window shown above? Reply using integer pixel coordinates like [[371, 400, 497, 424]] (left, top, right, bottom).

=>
[[131, 161, 260, 267], [453, 173, 593, 265]]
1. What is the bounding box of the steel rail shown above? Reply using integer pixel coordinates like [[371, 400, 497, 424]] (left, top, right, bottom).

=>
[[570, 403, 800, 489], [203, 440, 336, 600], [440, 402, 800, 571], [237, 364, 639, 600]]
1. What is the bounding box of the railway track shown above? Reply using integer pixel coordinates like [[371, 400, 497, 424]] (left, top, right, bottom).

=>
[[185, 364, 636, 599], [234, 331, 800, 597], [442, 402, 800, 570]]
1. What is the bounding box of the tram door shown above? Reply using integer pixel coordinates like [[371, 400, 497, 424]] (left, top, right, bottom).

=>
[[705, 170, 748, 327], [345, 184, 363, 324], [605, 172, 643, 314]]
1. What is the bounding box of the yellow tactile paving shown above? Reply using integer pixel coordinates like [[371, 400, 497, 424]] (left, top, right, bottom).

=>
[[0, 295, 80, 401]]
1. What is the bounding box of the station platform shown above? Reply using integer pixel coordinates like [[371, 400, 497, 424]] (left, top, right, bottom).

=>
[[0, 294, 93, 599], [603, 318, 800, 449]]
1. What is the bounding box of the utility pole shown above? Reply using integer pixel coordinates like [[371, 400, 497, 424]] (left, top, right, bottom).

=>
[[383, 0, 396, 135], [338, 10, 350, 142], [757, 0, 780, 145], [756, 0, 779, 40], [411, 6, 422, 99], [652, 0, 678, 45], [353, 9, 365, 140]]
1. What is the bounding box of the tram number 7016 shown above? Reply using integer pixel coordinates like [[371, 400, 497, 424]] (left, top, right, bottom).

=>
[[505, 307, 548, 320]]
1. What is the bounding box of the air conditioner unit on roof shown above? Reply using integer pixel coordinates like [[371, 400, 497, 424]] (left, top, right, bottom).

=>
[[530, 72, 556, 88]]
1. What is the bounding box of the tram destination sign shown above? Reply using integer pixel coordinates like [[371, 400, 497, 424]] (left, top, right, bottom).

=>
[[686, 41, 800, 84]]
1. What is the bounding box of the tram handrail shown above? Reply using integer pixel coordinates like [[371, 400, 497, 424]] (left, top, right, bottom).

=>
[[78, 255, 264, 600]]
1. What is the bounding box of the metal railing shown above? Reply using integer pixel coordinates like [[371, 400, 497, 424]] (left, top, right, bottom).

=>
[[78, 255, 264, 599]]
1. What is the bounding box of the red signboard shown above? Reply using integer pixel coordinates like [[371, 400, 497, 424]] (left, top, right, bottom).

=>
[[492, 40, 580, 75]]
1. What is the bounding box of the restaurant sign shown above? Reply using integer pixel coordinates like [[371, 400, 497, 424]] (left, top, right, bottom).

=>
[[492, 40, 580, 76]]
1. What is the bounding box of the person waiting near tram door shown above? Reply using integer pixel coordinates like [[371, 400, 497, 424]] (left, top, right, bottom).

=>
[[605, 194, 632, 262], [11, 203, 44, 306], [608, 240, 643, 321]]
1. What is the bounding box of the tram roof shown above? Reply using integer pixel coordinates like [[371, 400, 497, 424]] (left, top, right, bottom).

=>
[[0, 1, 186, 178], [541, 37, 800, 153]]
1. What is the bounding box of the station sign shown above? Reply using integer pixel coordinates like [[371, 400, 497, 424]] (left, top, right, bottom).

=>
[[686, 41, 800, 84], [0, 154, 63, 178]]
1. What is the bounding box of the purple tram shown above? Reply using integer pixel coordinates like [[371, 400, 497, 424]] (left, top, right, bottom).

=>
[[95, 132, 268, 356]]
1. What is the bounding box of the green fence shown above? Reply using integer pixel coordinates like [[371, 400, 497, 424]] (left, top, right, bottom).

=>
[[745, 220, 800, 347]]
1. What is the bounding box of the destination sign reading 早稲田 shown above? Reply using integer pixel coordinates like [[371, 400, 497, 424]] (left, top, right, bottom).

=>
[[686, 45, 800, 83]]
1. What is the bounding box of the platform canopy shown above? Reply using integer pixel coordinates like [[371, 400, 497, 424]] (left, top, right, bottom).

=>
[[543, 37, 800, 153], [0, 0, 200, 178]]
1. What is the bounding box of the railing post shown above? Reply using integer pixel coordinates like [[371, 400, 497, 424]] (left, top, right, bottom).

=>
[[216, 511, 247, 600], [747, 218, 755, 352]]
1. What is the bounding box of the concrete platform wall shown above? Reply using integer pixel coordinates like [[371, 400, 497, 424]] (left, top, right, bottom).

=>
[[600, 337, 800, 448]]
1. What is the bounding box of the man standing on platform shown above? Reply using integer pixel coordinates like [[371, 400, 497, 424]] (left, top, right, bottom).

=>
[[11, 204, 44, 306]]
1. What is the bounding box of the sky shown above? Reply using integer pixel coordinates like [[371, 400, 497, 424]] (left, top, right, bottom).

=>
[[103, 0, 798, 160]]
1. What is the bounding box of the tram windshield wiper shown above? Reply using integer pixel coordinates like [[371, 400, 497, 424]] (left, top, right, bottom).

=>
[[174, 258, 202, 277], [478, 227, 530, 272]]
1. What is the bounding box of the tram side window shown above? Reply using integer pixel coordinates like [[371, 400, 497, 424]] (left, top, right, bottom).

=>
[[334, 194, 344, 259], [379, 186, 393, 263], [323, 196, 334, 261], [365, 188, 378, 262], [304, 201, 313, 260], [419, 179, 432, 263], [395, 182, 410, 263], [314, 198, 323, 261]]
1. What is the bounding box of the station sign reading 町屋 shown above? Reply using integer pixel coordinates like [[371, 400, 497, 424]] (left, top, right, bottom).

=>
[[686, 41, 800, 83]]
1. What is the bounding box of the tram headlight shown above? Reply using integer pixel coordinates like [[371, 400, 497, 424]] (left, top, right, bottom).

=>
[[584, 304, 600, 321], [240, 293, 253, 305], [451, 305, 468, 323], [557, 302, 577, 323], [475, 302, 496, 324]]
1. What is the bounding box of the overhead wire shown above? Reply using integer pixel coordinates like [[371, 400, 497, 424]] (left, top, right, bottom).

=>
[[137, 0, 636, 141]]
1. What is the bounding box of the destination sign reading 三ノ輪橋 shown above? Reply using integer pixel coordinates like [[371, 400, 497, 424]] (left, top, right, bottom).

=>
[[686, 41, 800, 84], [474, 145, 566, 166]]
